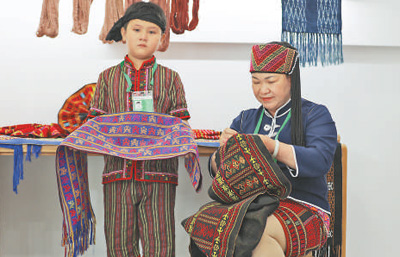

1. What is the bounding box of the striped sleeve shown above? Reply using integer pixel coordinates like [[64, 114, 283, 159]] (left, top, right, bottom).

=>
[[168, 71, 190, 120], [89, 71, 109, 116]]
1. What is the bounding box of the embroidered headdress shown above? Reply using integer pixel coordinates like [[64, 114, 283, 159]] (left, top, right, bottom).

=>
[[250, 43, 298, 74], [250, 41, 305, 146]]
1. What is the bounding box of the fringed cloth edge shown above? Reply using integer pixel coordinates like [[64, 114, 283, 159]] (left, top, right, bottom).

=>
[[282, 31, 343, 67], [56, 111, 202, 257]]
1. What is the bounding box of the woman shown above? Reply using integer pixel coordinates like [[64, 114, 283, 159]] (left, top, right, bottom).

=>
[[211, 42, 337, 257]]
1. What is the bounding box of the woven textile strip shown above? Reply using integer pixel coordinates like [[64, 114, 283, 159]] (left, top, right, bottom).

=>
[[281, 0, 343, 66], [182, 134, 291, 257], [56, 111, 202, 257]]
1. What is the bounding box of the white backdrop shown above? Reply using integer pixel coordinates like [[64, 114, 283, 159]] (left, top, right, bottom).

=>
[[1, 1, 400, 257]]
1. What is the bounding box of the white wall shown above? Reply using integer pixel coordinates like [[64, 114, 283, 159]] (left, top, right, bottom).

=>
[[1, 1, 400, 257]]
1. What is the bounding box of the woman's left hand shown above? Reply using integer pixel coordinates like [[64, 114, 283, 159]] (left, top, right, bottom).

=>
[[219, 128, 238, 146]]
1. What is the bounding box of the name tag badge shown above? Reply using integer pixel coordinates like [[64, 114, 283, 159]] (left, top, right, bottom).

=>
[[132, 91, 154, 112]]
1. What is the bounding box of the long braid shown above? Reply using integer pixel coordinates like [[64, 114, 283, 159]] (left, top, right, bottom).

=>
[[290, 60, 305, 146]]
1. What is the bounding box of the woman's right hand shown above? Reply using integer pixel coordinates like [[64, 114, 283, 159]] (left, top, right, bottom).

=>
[[219, 128, 238, 146]]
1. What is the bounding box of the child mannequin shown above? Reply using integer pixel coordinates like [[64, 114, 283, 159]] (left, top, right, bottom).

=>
[[90, 2, 191, 256]]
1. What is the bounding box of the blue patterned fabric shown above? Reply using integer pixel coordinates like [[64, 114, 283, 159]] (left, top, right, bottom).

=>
[[281, 0, 343, 66], [56, 111, 202, 257], [0, 135, 63, 193]]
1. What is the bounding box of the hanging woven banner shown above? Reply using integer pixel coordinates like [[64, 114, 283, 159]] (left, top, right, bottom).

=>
[[281, 0, 343, 66]]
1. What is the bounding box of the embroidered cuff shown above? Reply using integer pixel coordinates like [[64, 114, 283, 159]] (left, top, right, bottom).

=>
[[170, 108, 190, 120]]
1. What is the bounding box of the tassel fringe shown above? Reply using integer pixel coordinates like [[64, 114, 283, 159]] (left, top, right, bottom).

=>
[[282, 31, 343, 67]]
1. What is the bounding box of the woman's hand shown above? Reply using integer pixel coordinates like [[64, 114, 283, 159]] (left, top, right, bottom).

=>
[[258, 134, 296, 169], [219, 128, 238, 146]]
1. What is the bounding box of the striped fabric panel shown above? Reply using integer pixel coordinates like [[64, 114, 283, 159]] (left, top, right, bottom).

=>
[[104, 179, 176, 257], [90, 58, 191, 183]]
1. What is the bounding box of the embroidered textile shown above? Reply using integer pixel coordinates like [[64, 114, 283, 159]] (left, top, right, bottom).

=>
[[58, 83, 97, 133], [56, 111, 202, 257], [209, 134, 291, 204], [182, 134, 291, 257], [281, 0, 343, 66], [250, 43, 298, 74], [192, 129, 221, 140], [0, 123, 67, 138]]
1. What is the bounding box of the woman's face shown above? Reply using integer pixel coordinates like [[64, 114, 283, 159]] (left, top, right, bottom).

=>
[[251, 72, 291, 116]]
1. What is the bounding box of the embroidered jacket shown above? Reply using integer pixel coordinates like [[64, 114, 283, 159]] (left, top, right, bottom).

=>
[[90, 55, 191, 184], [230, 99, 337, 212]]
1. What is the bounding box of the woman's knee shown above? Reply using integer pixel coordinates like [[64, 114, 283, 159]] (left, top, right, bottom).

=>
[[252, 215, 287, 257], [264, 215, 286, 250]]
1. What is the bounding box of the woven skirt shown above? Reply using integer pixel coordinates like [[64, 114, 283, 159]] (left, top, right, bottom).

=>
[[273, 198, 330, 257]]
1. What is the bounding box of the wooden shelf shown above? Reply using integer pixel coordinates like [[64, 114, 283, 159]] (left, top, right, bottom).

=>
[[0, 145, 217, 157]]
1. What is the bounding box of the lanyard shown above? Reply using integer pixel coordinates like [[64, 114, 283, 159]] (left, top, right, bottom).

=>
[[253, 109, 291, 141], [120, 61, 158, 92]]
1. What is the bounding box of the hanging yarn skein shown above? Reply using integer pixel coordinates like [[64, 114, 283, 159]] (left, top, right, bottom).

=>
[[170, 0, 199, 34], [72, 0, 93, 34], [152, 0, 171, 52], [99, 0, 125, 43], [37, 0, 93, 38], [36, 0, 60, 38]]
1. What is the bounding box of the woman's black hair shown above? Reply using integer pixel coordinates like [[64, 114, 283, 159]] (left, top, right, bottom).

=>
[[274, 41, 305, 146]]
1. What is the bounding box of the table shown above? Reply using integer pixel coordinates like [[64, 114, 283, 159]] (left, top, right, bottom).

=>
[[0, 135, 218, 193]]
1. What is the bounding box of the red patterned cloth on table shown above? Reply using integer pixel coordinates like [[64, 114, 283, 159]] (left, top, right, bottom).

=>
[[58, 82, 97, 133], [56, 111, 202, 257], [182, 134, 291, 257], [192, 129, 221, 140], [0, 123, 67, 138]]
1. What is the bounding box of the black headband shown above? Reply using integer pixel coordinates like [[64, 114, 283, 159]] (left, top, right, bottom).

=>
[[106, 2, 166, 42]]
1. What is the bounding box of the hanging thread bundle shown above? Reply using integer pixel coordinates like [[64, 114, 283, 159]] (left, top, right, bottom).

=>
[[170, 0, 199, 34]]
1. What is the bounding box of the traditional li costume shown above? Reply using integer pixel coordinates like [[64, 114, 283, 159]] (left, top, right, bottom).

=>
[[91, 54, 191, 257], [56, 3, 199, 257], [182, 43, 337, 257]]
